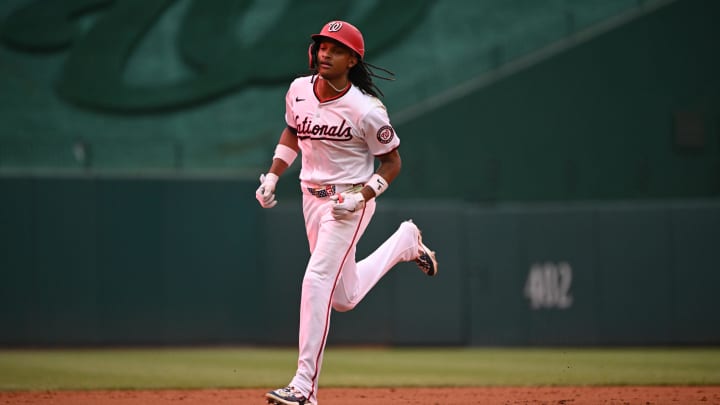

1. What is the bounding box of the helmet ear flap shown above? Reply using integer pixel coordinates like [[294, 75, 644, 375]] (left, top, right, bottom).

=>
[[308, 42, 319, 69]]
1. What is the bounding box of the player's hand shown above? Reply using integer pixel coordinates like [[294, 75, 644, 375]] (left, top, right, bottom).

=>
[[330, 191, 365, 220], [255, 173, 279, 208]]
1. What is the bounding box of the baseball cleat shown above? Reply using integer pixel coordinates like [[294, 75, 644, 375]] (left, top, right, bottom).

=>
[[405, 220, 438, 276], [265, 386, 312, 405]]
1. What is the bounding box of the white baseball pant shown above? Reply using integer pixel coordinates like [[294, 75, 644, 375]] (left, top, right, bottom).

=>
[[289, 185, 420, 404]]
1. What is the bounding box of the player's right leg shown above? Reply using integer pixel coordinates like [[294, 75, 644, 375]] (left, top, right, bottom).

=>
[[288, 195, 371, 404]]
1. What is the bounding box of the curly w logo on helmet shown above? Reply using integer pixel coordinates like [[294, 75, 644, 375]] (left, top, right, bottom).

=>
[[327, 21, 343, 32]]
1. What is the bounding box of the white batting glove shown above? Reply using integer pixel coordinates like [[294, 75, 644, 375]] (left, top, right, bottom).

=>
[[255, 173, 279, 208], [330, 191, 365, 220]]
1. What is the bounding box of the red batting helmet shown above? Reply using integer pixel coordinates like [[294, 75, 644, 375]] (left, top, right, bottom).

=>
[[311, 21, 365, 59]]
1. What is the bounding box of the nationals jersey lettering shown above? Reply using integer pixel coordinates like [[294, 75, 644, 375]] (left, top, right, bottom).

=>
[[296, 116, 352, 141], [285, 75, 400, 186]]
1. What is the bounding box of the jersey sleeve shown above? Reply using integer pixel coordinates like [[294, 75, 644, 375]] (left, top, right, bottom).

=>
[[361, 104, 400, 156], [284, 82, 296, 130]]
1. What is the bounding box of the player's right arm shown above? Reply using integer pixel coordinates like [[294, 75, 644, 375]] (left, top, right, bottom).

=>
[[267, 127, 299, 177], [255, 126, 299, 208], [256, 78, 303, 208]]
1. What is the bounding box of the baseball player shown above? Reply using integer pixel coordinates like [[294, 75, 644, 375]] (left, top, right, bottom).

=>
[[257, 20, 438, 405]]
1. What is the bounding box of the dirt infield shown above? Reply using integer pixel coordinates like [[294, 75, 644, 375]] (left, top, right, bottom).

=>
[[1, 387, 719, 405]]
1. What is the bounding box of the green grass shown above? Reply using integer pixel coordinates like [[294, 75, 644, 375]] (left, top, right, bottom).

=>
[[0, 347, 719, 391]]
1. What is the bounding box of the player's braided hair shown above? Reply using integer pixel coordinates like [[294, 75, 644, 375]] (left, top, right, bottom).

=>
[[309, 41, 394, 98], [348, 61, 395, 98]]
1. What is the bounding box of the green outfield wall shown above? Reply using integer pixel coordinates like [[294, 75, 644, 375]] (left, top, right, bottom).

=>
[[1, 176, 719, 346], [1, 1, 719, 346]]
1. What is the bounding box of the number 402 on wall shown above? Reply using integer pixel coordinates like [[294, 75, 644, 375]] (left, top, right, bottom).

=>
[[523, 261, 573, 310]]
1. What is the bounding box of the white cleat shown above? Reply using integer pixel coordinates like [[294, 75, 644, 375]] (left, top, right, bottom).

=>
[[404, 220, 438, 276]]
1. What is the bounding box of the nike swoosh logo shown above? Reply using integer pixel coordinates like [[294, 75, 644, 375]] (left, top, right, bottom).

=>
[[295, 97, 305, 102]]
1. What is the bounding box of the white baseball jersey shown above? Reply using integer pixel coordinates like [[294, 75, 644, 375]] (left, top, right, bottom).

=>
[[284, 75, 400, 186]]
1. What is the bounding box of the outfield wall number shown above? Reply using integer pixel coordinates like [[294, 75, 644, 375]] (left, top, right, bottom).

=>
[[524, 261, 573, 310]]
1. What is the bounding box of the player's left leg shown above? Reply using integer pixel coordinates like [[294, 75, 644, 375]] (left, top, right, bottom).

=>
[[332, 219, 435, 312]]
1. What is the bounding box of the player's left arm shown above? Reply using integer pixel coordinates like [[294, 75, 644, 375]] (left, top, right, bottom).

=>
[[332, 148, 400, 219], [331, 105, 399, 217], [360, 149, 401, 201], [359, 104, 401, 201]]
